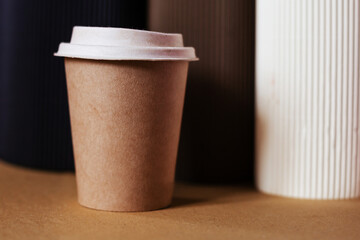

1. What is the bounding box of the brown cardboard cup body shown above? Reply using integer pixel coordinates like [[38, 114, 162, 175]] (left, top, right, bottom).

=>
[[65, 58, 189, 211]]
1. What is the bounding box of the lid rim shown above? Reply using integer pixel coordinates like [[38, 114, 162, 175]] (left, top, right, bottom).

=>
[[54, 54, 198, 61], [55, 43, 198, 61]]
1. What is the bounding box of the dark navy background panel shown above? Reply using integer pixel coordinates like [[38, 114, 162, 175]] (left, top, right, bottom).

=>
[[0, 0, 147, 170]]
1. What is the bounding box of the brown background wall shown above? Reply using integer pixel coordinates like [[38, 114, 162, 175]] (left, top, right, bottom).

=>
[[149, 0, 256, 183]]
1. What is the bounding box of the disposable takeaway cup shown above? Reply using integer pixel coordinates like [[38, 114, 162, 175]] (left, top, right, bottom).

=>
[[55, 26, 198, 211]]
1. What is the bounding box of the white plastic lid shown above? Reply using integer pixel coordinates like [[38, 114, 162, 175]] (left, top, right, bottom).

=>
[[55, 26, 198, 61]]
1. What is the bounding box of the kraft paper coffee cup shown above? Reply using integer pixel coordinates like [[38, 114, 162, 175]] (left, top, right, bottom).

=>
[[256, 0, 360, 199], [55, 26, 197, 211]]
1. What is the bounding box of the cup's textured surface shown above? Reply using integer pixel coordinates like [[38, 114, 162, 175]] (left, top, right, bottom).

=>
[[256, 0, 360, 199], [65, 59, 189, 211]]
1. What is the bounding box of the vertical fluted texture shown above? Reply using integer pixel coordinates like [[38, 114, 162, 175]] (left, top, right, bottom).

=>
[[256, 0, 360, 199], [149, 0, 255, 183]]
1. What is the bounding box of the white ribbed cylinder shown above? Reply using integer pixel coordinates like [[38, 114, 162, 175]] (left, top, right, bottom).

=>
[[256, 0, 360, 199]]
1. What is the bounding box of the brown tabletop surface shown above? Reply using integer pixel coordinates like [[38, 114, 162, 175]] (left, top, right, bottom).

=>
[[0, 159, 359, 240]]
